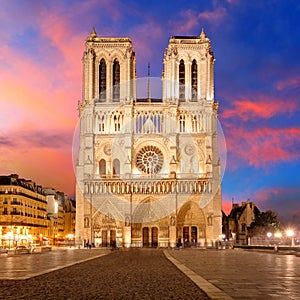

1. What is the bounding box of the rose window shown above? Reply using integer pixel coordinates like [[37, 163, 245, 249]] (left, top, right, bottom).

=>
[[136, 145, 164, 174]]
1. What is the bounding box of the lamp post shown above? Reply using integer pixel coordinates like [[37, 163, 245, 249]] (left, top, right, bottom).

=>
[[231, 232, 236, 247], [66, 234, 74, 247], [286, 229, 295, 247], [274, 232, 282, 251]]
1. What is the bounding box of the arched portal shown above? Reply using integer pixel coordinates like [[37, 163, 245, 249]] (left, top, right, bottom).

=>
[[177, 201, 206, 246]]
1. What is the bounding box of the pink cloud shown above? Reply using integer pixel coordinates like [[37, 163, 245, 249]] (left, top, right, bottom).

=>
[[222, 95, 297, 121], [0, 127, 75, 195], [253, 188, 280, 203], [0, 148, 75, 196], [0, 4, 87, 195], [276, 75, 300, 91], [174, 10, 202, 33], [170, 6, 227, 35], [225, 126, 300, 168], [0, 2, 89, 132], [198, 7, 227, 23], [0, 47, 78, 131], [253, 187, 300, 219], [225, 0, 239, 4]]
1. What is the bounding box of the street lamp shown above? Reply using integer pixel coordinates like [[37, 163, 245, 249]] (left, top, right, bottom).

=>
[[266, 232, 272, 246], [286, 229, 295, 247], [218, 234, 226, 249], [274, 232, 282, 239], [66, 234, 74, 247], [273, 232, 282, 252]]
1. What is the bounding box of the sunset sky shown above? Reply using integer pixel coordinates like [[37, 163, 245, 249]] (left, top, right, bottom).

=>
[[0, 0, 299, 223]]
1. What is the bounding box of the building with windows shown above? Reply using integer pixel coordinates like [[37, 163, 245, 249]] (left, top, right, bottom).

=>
[[226, 200, 260, 245], [0, 174, 76, 247], [63, 197, 76, 246], [0, 174, 49, 247], [75, 28, 222, 248]]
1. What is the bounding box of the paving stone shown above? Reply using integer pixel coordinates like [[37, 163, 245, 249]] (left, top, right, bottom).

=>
[[0, 249, 210, 300], [167, 249, 300, 299], [1, 247, 299, 299]]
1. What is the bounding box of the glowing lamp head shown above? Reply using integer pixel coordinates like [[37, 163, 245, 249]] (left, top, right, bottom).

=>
[[274, 232, 282, 238], [286, 229, 294, 237]]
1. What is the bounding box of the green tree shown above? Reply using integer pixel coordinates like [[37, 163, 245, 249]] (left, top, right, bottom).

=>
[[248, 210, 282, 237]]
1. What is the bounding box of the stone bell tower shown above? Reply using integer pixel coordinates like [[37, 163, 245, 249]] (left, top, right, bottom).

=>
[[162, 28, 214, 102], [76, 28, 136, 245]]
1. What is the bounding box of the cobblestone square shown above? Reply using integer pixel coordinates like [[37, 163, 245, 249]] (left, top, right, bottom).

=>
[[0, 248, 299, 299]]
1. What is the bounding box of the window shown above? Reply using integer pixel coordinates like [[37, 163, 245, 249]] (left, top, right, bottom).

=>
[[191, 59, 197, 101], [241, 223, 246, 232], [179, 59, 185, 101], [113, 159, 120, 176], [114, 115, 120, 131], [179, 115, 185, 132], [99, 159, 106, 177], [99, 115, 105, 132], [113, 59, 120, 101], [99, 59, 106, 101], [192, 115, 198, 132], [136, 145, 164, 174], [153, 115, 162, 133]]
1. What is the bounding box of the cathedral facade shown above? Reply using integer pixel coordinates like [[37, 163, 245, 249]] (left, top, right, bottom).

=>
[[75, 28, 222, 248]]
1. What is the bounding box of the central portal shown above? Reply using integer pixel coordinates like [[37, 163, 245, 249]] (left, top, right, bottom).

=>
[[142, 226, 159, 247]]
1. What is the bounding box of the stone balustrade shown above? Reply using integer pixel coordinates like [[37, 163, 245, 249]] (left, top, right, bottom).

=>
[[83, 176, 212, 195]]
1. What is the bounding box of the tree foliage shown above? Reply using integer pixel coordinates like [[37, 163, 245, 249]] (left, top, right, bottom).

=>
[[248, 210, 282, 237]]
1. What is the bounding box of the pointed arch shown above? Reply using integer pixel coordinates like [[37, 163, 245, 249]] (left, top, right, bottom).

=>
[[177, 201, 206, 242], [191, 114, 198, 132], [191, 59, 197, 101], [179, 114, 185, 132], [113, 58, 120, 101], [132, 197, 168, 223], [113, 158, 120, 176], [99, 58, 106, 101], [179, 59, 185, 101], [99, 159, 106, 177]]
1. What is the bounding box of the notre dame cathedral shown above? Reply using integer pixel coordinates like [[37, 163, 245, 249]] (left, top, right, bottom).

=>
[[75, 28, 222, 248]]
